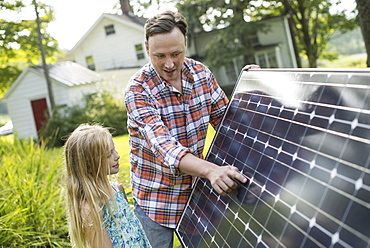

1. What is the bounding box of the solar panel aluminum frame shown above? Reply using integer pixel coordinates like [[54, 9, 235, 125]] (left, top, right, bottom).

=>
[[176, 69, 370, 248]]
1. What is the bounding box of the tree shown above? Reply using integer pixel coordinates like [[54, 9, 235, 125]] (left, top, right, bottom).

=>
[[126, 0, 356, 68], [272, 0, 357, 67], [176, 0, 266, 69], [355, 0, 370, 67], [0, 0, 61, 97], [117, 0, 177, 17], [126, 0, 263, 69]]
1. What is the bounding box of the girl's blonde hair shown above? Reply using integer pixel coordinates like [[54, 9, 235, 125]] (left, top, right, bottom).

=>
[[64, 124, 114, 247]]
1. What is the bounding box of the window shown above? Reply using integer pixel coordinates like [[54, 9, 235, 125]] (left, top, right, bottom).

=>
[[225, 63, 238, 84], [255, 49, 279, 68], [105, 24, 115, 36], [85, 56, 95, 71], [250, 33, 260, 47], [226, 57, 244, 82], [135, 43, 145, 60]]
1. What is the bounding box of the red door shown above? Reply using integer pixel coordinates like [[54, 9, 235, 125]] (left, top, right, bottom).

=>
[[31, 98, 48, 134]]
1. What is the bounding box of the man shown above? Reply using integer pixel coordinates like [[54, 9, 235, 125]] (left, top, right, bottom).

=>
[[125, 11, 257, 247]]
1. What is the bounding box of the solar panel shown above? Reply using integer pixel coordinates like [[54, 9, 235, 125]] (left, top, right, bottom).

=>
[[176, 69, 370, 248]]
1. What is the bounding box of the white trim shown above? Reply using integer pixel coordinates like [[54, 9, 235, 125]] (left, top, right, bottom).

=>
[[275, 46, 283, 68]]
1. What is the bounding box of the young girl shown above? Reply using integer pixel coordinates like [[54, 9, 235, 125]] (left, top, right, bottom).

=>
[[64, 124, 151, 248]]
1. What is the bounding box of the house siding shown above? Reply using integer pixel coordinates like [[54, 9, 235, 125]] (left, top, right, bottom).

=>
[[53, 81, 70, 106], [72, 17, 148, 71], [67, 84, 98, 106], [6, 71, 49, 139], [256, 16, 297, 68], [4, 65, 99, 140]]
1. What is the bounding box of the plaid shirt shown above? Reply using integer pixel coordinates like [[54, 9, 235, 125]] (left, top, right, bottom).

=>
[[124, 58, 229, 228]]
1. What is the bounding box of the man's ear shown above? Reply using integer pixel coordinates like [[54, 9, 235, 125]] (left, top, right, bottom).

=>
[[145, 41, 149, 55]]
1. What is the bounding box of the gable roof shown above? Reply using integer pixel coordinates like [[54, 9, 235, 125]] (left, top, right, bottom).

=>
[[111, 13, 147, 26], [32, 61, 102, 87], [2, 61, 102, 100], [69, 13, 147, 52]]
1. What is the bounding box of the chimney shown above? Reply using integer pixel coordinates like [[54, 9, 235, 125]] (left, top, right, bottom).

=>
[[120, 0, 132, 14]]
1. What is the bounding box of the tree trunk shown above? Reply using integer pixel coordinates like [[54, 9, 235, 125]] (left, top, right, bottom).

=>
[[356, 0, 370, 67], [33, 0, 55, 110], [241, 34, 256, 65], [287, 14, 302, 68], [281, 0, 302, 67], [233, 2, 256, 65]]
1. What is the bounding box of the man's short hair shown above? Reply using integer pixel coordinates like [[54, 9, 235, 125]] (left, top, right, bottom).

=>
[[144, 11, 188, 42]]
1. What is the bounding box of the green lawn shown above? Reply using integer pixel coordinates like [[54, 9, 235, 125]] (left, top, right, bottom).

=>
[[114, 128, 215, 247], [318, 53, 367, 68]]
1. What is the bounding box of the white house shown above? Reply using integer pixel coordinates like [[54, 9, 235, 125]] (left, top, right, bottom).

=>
[[2, 61, 102, 139], [187, 15, 297, 94], [61, 13, 148, 72]]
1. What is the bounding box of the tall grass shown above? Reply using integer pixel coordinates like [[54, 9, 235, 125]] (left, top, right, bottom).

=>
[[0, 136, 69, 247], [0, 127, 216, 247]]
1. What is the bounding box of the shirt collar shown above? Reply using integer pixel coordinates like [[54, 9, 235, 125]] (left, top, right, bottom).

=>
[[144, 58, 194, 95]]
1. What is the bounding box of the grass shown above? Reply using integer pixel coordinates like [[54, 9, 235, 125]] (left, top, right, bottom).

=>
[[0, 135, 69, 247], [0, 127, 216, 247], [114, 128, 215, 247], [318, 53, 367, 68]]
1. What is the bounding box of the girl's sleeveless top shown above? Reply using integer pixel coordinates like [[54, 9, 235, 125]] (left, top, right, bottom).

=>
[[102, 183, 151, 248]]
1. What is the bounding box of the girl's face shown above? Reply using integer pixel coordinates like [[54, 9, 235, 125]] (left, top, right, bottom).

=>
[[107, 137, 120, 175]]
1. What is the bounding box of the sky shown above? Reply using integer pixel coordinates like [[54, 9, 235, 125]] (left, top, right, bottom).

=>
[[45, 0, 120, 50]]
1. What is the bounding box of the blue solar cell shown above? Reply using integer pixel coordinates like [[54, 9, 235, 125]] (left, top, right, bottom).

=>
[[176, 69, 370, 248]]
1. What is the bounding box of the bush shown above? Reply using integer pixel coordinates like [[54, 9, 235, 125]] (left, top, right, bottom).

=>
[[0, 137, 70, 247], [39, 89, 128, 147]]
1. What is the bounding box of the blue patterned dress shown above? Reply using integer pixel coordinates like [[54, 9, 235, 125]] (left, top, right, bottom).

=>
[[102, 184, 151, 248]]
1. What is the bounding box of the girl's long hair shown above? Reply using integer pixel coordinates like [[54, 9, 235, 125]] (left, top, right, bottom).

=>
[[64, 124, 114, 247]]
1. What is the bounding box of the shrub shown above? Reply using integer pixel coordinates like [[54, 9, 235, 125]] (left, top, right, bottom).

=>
[[39, 89, 128, 147]]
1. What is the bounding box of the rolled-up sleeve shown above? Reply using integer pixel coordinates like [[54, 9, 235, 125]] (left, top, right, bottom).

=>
[[125, 88, 190, 175]]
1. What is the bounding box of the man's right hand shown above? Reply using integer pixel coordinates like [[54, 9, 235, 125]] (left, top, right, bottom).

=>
[[178, 153, 248, 196]]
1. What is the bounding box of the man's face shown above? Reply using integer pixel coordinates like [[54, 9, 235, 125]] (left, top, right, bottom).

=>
[[145, 27, 186, 85]]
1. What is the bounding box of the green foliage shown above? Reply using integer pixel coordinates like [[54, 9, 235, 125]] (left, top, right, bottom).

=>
[[177, 0, 263, 67], [39, 89, 128, 147], [327, 28, 365, 55], [0, 0, 62, 97], [0, 137, 70, 247], [272, 0, 357, 67], [171, 0, 358, 68]]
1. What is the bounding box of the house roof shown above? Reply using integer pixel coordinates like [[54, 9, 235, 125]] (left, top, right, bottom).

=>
[[31, 61, 103, 87], [69, 13, 147, 52], [110, 13, 147, 26], [2, 61, 102, 100]]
